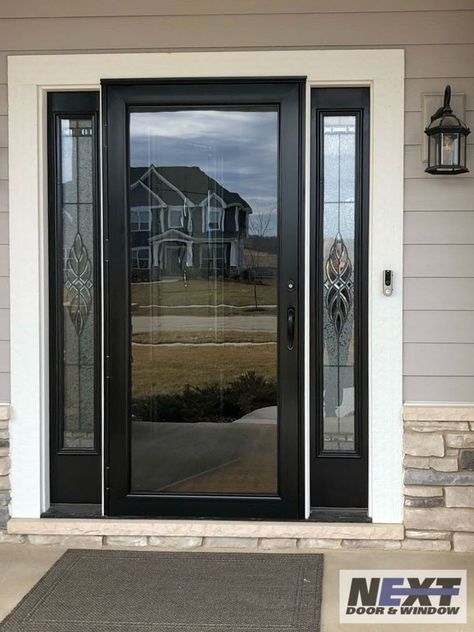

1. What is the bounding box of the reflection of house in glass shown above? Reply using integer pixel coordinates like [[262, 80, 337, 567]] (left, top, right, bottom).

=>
[[129, 165, 252, 279]]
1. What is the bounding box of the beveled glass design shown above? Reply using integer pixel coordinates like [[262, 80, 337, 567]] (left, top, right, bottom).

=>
[[322, 116, 356, 452], [65, 233, 93, 336], [60, 118, 96, 449], [128, 107, 279, 494]]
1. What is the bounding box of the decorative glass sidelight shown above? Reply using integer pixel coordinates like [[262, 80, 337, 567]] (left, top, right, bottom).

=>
[[60, 117, 96, 449], [322, 115, 357, 452]]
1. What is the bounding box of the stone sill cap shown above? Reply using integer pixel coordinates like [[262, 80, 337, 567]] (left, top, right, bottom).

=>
[[0, 404, 10, 421], [403, 403, 474, 422], [8, 518, 404, 541]]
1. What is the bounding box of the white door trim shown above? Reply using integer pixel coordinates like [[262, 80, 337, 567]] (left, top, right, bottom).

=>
[[8, 49, 405, 522]]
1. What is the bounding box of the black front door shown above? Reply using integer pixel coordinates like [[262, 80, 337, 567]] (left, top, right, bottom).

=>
[[103, 79, 304, 519]]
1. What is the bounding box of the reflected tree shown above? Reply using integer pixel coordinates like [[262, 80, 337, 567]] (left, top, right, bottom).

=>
[[246, 209, 275, 311]]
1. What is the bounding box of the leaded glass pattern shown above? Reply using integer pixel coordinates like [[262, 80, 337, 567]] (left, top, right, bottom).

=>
[[322, 116, 356, 452], [61, 117, 95, 449]]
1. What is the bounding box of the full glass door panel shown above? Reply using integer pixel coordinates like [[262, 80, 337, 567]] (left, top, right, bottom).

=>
[[104, 80, 302, 519], [128, 108, 279, 494]]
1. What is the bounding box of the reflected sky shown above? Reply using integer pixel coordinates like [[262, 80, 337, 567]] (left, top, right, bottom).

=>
[[130, 109, 278, 234]]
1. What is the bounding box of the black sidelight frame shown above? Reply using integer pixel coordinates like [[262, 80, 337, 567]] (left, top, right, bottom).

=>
[[102, 78, 305, 519], [48, 91, 102, 504], [310, 88, 370, 510]]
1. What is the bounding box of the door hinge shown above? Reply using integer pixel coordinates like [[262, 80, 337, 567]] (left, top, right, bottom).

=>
[[103, 123, 108, 149], [105, 465, 110, 491]]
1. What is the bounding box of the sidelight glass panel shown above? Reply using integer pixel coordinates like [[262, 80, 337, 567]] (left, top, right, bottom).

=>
[[129, 107, 279, 494], [322, 116, 356, 452], [60, 117, 96, 449]]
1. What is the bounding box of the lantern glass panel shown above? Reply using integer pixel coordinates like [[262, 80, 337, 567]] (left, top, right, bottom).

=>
[[429, 134, 441, 168], [441, 132, 459, 166], [461, 134, 467, 168]]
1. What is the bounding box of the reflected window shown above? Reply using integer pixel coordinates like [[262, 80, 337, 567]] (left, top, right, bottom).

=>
[[168, 206, 184, 228], [131, 209, 151, 232], [207, 205, 222, 229], [132, 246, 151, 270]]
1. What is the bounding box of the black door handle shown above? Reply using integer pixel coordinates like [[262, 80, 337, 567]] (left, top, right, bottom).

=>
[[287, 307, 295, 350]]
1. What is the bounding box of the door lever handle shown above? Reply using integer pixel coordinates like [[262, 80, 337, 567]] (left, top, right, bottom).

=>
[[287, 307, 295, 350]]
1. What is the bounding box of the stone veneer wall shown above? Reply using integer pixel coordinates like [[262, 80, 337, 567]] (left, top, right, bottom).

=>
[[0, 405, 10, 531], [404, 406, 474, 552]]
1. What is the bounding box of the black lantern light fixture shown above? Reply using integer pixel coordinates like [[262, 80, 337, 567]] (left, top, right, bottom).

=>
[[424, 85, 471, 175]]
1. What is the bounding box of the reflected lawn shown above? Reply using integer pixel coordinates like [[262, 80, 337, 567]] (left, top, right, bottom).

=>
[[132, 330, 277, 344], [132, 343, 277, 398], [131, 278, 277, 308]]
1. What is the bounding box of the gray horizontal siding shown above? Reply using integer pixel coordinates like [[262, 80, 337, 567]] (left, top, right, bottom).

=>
[[405, 278, 474, 311], [405, 179, 474, 211], [404, 376, 474, 402], [404, 211, 474, 243], [0, 12, 472, 50], [0, 307, 9, 340], [0, 339, 8, 372], [0, 213, 7, 245], [0, 245, 8, 277], [403, 31, 474, 400], [0, 3, 473, 402], [2, 1, 474, 18], [404, 311, 474, 343], [405, 245, 474, 277], [405, 343, 474, 376], [405, 77, 474, 110]]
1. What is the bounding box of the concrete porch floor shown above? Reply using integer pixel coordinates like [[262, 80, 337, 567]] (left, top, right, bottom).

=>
[[0, 544, 472, 631]]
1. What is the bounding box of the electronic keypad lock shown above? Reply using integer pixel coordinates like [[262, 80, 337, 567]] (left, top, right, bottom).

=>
[[383, 270, 393, 296]]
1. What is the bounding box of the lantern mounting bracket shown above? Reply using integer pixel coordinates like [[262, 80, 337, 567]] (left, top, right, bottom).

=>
[[430, 85, 452, 122]]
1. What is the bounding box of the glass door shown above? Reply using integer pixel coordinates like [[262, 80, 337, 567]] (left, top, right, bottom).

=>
[[104, 80, 303, 519]]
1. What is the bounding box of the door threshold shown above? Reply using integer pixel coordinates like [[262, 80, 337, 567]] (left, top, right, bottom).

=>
[[41, 504, 102, 519], [309, 508, 372, 523], [40, 505, 371, 524]]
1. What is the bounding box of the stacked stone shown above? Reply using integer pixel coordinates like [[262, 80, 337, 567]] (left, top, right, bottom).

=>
[[0, 405, 10, 530], [403, 406, 474, 552]]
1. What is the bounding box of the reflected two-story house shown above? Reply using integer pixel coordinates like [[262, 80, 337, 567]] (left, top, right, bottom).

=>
[[129, 165, 252, 279]]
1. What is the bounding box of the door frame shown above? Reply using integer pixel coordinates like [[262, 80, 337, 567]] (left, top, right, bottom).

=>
[[47, 91, 102, 504], [310, 87, 370, 510], [7, 49, 404, 523]]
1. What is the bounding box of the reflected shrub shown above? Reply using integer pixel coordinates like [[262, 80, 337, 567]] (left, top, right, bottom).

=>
[[132, 371, 277, 423]]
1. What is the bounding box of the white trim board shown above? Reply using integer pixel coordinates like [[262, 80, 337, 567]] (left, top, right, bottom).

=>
[[8, 49, 405, 523]]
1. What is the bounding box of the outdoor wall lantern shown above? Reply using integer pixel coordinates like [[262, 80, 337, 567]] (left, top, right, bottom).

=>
[[424, 85, 471, 174]]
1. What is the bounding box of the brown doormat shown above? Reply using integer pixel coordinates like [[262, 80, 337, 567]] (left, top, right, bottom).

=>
[[0, 549, 323, 632]]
